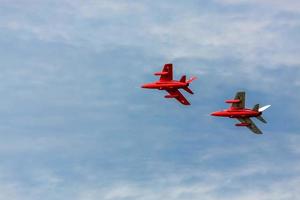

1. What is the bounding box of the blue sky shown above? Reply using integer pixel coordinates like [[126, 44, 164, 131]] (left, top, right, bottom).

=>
[[0, 0, 299, 199]]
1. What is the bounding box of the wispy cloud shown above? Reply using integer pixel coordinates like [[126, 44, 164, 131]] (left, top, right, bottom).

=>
[[216, 0, 300, 12], [0, 1, 299, 199], [2, 0, 299, 97]]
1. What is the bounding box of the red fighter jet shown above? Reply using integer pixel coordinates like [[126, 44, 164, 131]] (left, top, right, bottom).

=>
[[141, 63, 197, 105], [211, 91, 271, 134]]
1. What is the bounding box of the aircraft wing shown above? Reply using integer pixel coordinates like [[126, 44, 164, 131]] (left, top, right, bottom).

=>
[[166, 89, 190, 105], [232, 91, 245, 109], [156, 64, 173, 81], [237, 118, 263, 134]]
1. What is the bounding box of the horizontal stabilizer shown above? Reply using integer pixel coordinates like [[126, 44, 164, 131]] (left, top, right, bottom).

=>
[[183, 87, 194, 94], [256, 116, 267, 123], [259, 105, 271, 112]]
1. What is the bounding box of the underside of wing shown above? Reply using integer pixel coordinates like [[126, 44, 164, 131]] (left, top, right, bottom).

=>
[[238, 118, 263, 134], [232, 91, 245, 109], [166, 89, 190, 105]]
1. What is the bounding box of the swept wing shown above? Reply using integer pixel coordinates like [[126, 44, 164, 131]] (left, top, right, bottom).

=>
[[155, 63, 173, 81], [237, 118, 262, 134], [232, 91, 245, 109], [166, 89, 190, 105]]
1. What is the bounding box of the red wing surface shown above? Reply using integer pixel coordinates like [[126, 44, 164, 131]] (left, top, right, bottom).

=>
[[238, 118, 262, 134], [232, 91, 245, 109], [160, 64, 173, 81], [166, 89, 190, 105]]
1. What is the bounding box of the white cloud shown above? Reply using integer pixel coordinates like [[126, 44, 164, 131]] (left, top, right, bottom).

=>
[[0, 132, 298, 200], [287, 134, 300, 154], [1, 0, 299, 69], [75, 171, 300, 200], [67, 0, 146, 19], [0, 2, 299, 199], [216, 0, 300, 12]]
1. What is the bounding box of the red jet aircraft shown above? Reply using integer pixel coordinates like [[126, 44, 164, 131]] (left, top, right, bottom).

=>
[[211, 91, 271, 134], [141, 63, 196, 105]]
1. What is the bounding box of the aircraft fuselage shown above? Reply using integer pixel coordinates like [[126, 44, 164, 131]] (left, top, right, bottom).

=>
[[141, 81, 188, 90], [211, 108, 261, 118]]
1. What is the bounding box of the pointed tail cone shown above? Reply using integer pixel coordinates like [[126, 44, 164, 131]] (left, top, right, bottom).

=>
[[256, 105, 270, 124], [187, 76, 197, 83], [259, 105, 271, 112]]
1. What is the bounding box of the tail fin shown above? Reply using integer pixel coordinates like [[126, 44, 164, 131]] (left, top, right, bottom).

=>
[[256, 116, 267, 123], [252, 104, 259, 111], [180, 75, 186, 83], [255, 104, 270, 124]]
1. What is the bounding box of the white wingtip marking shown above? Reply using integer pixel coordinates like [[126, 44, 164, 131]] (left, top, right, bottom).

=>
[[259, 105, 271, 112]]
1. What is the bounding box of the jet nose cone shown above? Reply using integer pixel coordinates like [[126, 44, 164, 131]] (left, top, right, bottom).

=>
[[141, 84, 151, 89], [141, 84, 147, 88], [210, 112, 217, 116]]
